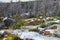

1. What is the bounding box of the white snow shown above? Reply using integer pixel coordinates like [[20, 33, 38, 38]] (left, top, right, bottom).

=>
[[54, 20, 60, 23], [19, 32, 60, 40], [12, 30, 21, 35], [37, 19, 40, 21], [46, 17, 50, 20], [0, 30, 60, 40], [40, 16, 43, 18], [3, 17, 8, 21], [0, 30, 4, 34], [50, 20, 60, 23], [24, 18, 37, 22], [25, 25, 40, 29], [20, 32, 41, 39]]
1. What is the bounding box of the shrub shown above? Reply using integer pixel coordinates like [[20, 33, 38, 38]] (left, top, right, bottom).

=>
[[50, 22, 57, 25], [12, 21, 28, 29], [29, 28, 39, 32], [21, 21, 27, 26], [16, 22, 21, 27], [0, 34, 4, 38], [6, 36, 13, 40], [13, 36, 21, 40], [40, 24, 47, 28], [6, 34, 21, 40], [12, 22, 21, 29], [54, 16, 60, 19]]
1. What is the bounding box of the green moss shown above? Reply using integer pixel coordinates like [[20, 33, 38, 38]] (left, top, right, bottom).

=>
[[0, 34, 4, 38], [12, 22, 21, 29], [12, 20, 28, 29], [6, 34, 21, 40], [40, 24, 47, 28], [16, 22, 21, 27], [13, 36, 21, 40], [50, 22, 57, 25], [29, 28, 39, 32], [54, 16, 60, 19]]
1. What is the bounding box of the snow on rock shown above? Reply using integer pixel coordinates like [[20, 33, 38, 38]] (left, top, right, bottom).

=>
[[54, 20, 60, 23], [46, 17, 50, 20], [25, 25, 40, 29], [25, 18, 37, 22], [46, 17, 54, 20], [50, 20, 60, 23], [40, 16, 43, 19], [3, 17, 8, 21]]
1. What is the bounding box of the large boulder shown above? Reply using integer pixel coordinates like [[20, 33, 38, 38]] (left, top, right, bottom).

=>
[[3, 17, 16, 27]]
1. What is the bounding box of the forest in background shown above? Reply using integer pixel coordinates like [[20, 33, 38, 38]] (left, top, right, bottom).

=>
[[0, 0, 60, 17]]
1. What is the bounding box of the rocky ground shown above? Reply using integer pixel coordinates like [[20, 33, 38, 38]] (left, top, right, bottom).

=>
[[0, 16, 60, 40]]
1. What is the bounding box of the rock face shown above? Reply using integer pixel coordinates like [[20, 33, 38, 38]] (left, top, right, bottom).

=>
[[0, 0, 60, 17]]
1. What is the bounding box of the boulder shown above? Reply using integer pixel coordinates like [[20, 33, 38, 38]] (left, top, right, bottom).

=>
[[3, 17, 16, 27]]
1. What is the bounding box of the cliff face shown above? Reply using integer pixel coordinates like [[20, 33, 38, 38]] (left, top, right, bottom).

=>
[[0, 0, 60, 17]]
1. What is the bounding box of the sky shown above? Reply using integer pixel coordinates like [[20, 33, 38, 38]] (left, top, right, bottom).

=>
[[0, 0, 35, 2]]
